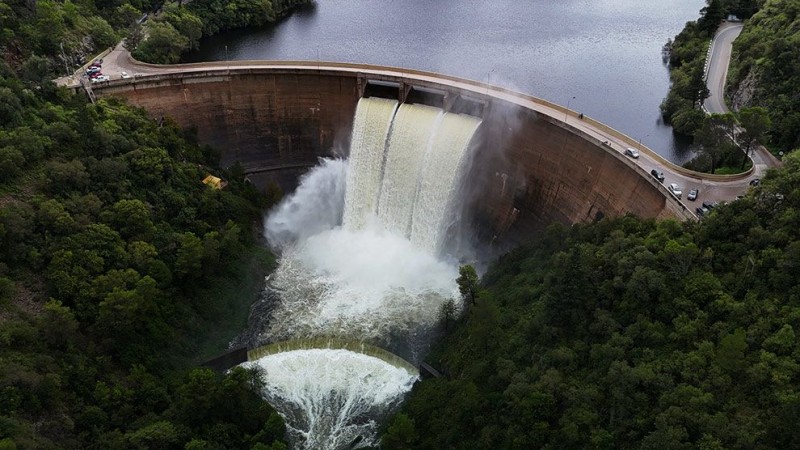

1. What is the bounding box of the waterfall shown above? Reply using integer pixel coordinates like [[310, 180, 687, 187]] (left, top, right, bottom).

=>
[[342, 98, 398, 231], [376, 103, 443, 238], [255, 96, 482, 450]]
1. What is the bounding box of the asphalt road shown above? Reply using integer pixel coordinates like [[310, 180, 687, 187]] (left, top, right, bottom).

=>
[[704, 22, 743, 115], [703, 22, 782, 172]]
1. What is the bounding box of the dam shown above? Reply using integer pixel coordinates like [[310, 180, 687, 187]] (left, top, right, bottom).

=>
[[83, 59, 704, 449], [87, 60, 698, 244]]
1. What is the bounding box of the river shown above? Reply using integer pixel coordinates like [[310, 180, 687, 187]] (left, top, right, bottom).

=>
[[185, 0, 704, 164]]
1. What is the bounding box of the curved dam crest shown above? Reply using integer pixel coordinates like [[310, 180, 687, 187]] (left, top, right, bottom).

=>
[[90, 62, 695, 243]]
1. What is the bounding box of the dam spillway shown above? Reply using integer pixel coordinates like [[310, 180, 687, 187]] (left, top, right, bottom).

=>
[[92, 64, 693, 246], [244, 98, 480, 449]]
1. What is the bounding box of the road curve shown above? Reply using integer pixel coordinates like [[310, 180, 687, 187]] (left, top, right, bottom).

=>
[[704, 22, 743, 115], [58, 43, 765, 215], [703, 22, 781, 171]]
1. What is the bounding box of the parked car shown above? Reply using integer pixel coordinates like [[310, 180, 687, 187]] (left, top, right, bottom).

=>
[[687, 188, 698, 201], [749, 178, 760, 186], [702, 200, 719, 210], [121, 72, 131, 79], [668, 183, 682, 199], [650, 169, 665, 183], [86, 66, 101, 75], [696, 206, 710, 217], [624, 147, 640, 158], [91, 75, 110, 82]]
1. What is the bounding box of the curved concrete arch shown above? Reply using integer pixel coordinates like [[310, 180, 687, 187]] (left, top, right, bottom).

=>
[[79, 51, 743, 241], [247, 338, 419, 375]]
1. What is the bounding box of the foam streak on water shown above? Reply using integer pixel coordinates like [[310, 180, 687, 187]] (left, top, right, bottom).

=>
[[266, 222, 459, 343], [245, 349, 418, 450], [343, 98, 398, 230], [411, 112, 482, 254], [377, 104, 442, 237]]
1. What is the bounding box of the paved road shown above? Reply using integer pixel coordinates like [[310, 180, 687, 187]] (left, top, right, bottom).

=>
[[703, 22, 782, 173], [705, 22, 743, 115], [58, 41, 768, 216]]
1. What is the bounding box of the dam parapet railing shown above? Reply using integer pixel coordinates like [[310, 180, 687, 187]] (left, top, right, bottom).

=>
[[87, 56, 754, 185]]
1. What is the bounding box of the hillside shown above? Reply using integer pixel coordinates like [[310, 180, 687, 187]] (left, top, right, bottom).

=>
[[728, 0, 800, 152], [383, 154, 800, 449]]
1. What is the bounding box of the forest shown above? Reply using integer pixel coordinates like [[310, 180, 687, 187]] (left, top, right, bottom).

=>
[[727, 0, 800, 152], [383, 152, 800, 449], [0, 1, 293, 447]]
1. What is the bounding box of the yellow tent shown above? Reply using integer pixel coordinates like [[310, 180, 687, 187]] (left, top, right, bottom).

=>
[[202, 174, 227, 190]]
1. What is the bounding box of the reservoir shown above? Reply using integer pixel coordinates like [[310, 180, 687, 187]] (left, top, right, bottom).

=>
[[185, 0, 704, 164]]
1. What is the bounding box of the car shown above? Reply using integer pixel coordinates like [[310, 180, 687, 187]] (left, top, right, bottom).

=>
[[91, 75, 110, 82], [702, 200, 718, 210], [687, 188, 698, 201], [696, 206, 710, 217], [88, 71, 102, 79], [121, 72, 131, 79], [749, 178, 760, 186], [667, 183, 682, 199], [624, 147, 640, 158], [650, 169, 665, 183], [86, 66, 101, 75]]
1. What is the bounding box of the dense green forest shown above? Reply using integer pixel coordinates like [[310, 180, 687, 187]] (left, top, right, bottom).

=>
[[383, 152, 800, 449], [0, 9, 290, 446], [727, 0, 800, 152], [131, 0, 314, 64], [0, 0, 313, 73]]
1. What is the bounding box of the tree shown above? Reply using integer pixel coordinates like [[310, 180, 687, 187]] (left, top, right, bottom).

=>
[[737, 106, 771, 169], [131, 22, 190, 64], [456, 264, 479, 305], [695, 113, 737, 173], [438, 298, 456, 331], [716, 328, 748, 373], [382, 413, 418, 450], [699, 0, 725, 34]]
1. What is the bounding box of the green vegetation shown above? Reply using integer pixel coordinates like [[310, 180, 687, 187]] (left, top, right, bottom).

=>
[[0, 53, 286, 447], [728, 0, 800, 152], [383, 151, 800, 449], [132, 0, 315, 64], [661, 0, 800, 171], [0, 0, 313, 76]]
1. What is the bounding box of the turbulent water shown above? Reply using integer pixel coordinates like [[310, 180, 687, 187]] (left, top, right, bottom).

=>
[[251, 97, 482, 449], [245, 349, 418, 450]]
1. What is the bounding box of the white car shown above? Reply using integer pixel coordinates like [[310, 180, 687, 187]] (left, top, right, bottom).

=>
[[121, 72, 131, 79], [90, 75, 110, 82], [668, 183, 682, 199], [624, 147, 640, 158]]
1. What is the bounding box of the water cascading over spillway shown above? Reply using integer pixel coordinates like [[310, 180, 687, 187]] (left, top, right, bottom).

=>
[[250, 97, 482, 449]]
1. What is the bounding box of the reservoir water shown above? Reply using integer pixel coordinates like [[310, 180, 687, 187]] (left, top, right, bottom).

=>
[[185, 0, 704, 164]]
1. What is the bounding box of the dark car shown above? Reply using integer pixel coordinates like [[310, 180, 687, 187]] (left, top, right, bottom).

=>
[[650, 169, 665, 183], [702, 200, 718, 210], [749, 178, 760, 186], [687, 188, 698, 201], [696, 206, 710, 217]]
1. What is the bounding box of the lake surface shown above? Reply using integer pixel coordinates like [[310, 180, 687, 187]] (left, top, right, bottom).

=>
[[185, 0, 704, 164]]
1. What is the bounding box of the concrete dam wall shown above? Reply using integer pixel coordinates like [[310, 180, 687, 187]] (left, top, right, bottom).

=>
[[93, 64, 690, 243]]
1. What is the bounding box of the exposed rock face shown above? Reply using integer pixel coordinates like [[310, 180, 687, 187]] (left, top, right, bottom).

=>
[[729, 68, 760, 112]]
